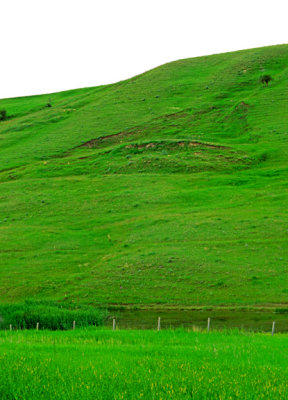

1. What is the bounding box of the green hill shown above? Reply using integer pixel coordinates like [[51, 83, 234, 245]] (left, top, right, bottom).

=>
[[0, 44, 287, 309]]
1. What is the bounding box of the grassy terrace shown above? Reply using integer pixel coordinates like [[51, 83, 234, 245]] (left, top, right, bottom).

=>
[[0, 329, 287, 399], [0, 44, 287, 309]]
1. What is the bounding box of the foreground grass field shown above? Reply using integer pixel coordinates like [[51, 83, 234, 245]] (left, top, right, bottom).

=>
[[0, 44, 287, 308], [0, 329, 287, 399]]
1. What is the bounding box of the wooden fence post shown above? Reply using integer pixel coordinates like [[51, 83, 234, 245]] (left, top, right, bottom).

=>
[[112, 318, 116, 331], [157, 317, 161, 331], [73, 320, 76, 330], [272, 321, 276, 336], [207, 318, 211, 332], [9, 324, 12, 331], [36, 322, 39, 331]]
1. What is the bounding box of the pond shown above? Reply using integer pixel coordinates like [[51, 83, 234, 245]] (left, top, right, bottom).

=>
[[106, 308, 288, 332]]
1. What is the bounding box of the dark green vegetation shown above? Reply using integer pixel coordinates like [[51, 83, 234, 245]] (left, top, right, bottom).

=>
[[0, 110, 7, 122], [0, 329, 288, 399], [0, 45, 287, 310], [0, 301, 107, 330]]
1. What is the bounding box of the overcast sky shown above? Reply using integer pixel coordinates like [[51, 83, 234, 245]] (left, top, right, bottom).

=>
[[1, 0, 287, 99]]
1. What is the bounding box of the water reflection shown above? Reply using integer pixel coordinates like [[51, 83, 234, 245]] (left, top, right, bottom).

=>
[[106, 309, 288, 332]]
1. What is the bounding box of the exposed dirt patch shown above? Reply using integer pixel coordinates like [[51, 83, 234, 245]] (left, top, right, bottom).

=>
[[124, 141, 229, 151], [153, 111, 189, 122], [164, 111, 189, 120], [188, 106, 217, 120], [188, 141, 228, 149], [78, 128, 142, 148], [236, 101, 249, 110]]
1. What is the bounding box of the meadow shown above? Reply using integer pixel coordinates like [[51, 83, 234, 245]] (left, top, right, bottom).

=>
[[0, 328, 287, 399], [0, 44, 287, 311]]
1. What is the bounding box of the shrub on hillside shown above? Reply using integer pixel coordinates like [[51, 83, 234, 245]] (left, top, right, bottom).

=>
[[260, 74, 272, 86], [0, 109, 7, 121], [46, 98, 52, 108]]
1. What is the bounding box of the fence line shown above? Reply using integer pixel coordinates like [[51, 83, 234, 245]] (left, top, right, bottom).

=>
[[107, 317, 278, 335], [5, 318, 279, 334], [272, 321, 276, 336]]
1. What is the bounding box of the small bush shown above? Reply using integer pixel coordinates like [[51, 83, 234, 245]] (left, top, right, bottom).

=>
[[0, 109, 7, 121], [260, 75, 272, 86], [0, 301, 108, 330], [46, 98, 52, 108]]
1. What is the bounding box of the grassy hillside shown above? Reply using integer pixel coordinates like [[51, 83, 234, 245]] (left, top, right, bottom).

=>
[[0, 44, 287, 308]]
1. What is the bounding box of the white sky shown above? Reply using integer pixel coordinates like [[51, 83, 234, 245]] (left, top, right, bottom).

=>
[[1, 0, 287, 99]]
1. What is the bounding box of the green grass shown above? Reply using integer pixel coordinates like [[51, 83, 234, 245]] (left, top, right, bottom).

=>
[[0, 329, 287, 399], [0, 44, 287, 309], [0, 301, 107, 330]]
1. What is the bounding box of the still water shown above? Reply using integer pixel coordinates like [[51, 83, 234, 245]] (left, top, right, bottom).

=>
[[106, 309, 288, 332]]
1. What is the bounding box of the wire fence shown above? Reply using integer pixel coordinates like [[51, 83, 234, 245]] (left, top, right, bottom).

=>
[[108, 316, 281, 335], [6, 311, 288, 333]]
